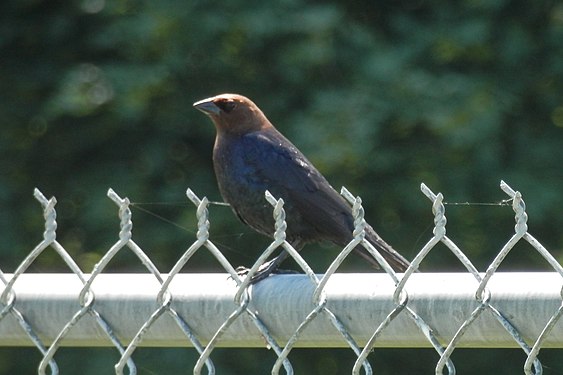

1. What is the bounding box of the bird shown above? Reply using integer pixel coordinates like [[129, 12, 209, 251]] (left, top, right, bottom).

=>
[[193, 93, 410, 282]]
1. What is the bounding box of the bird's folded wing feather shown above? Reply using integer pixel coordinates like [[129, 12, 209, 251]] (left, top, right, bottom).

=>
[[241, 130, 355, 241]]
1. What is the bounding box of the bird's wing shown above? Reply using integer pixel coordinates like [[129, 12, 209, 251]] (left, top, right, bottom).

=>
[[237, 129, 410, 271], [241, 129, 355, 241]]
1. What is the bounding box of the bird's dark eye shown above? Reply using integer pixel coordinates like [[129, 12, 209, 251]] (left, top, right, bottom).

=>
[[215, 100, 236, 113]]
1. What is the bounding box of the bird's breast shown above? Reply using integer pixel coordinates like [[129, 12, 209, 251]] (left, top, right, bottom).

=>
[[212, 137, 275, 235]]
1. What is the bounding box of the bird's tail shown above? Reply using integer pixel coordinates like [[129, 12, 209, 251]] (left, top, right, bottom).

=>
[[353, 225, 411, 272]]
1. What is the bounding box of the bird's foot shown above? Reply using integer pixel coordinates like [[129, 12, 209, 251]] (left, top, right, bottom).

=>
[[236, 260, 298, 284]]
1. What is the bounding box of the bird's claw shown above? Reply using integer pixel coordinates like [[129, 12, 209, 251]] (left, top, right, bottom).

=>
[[234, 262, 298, 284], [235, 266, 251, 277]]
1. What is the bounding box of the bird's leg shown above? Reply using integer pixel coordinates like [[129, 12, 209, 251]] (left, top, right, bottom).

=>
[[236, 240, 304, 283], [237, 250, 303, 284], [235, 251, 288, 283]]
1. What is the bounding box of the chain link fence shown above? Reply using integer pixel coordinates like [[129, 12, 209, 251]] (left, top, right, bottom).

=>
[[0, 181, 561, 374]]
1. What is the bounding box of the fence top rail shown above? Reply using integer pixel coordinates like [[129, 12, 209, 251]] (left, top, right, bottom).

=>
[[1, 272, 562, 349]]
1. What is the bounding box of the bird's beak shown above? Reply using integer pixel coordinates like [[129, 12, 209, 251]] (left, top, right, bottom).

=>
[[193, 98, 221, 115]]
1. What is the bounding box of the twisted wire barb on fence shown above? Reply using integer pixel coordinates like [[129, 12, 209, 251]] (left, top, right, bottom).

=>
[[0, 181, 561, 374]]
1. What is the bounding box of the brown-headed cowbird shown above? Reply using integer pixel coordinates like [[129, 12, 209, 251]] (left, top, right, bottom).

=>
[[194, 93, 410, 281]]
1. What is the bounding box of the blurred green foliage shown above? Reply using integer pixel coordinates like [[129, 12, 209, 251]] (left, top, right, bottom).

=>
[[1, 0, 563, 373]]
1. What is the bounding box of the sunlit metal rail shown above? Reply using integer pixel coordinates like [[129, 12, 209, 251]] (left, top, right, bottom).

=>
[[1, 272, 562, 349]]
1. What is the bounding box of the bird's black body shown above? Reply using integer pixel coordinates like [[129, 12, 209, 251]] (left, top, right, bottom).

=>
[[194, 93, 411, 279], [214, 127, 353, 247]]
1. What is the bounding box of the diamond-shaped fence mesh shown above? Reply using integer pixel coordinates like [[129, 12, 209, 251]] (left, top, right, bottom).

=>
[[0, 181, 562, 374]]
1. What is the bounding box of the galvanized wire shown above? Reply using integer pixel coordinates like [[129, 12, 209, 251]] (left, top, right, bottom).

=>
[[417, 182, 542, 375], [0, 181, 561, 374]]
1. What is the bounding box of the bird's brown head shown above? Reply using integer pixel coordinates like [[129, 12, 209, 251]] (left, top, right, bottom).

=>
[[193, 94, 272, 136]]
